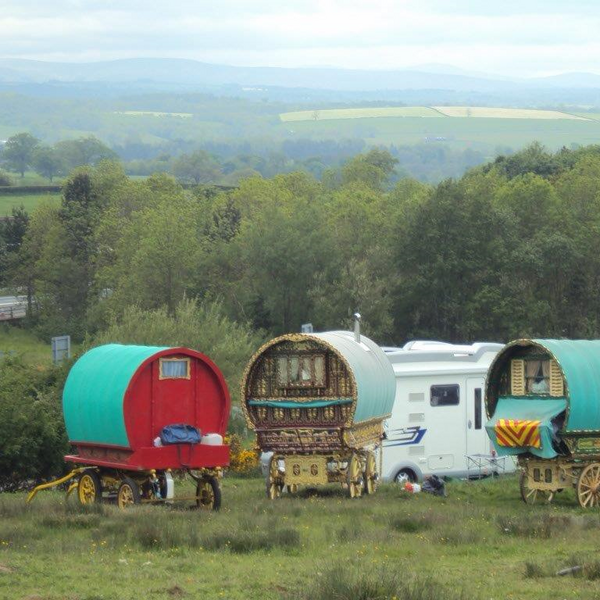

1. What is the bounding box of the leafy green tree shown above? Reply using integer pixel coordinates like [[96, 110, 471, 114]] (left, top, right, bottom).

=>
[[99, 185, 201, 315], [173, 150, 221, 184], [54, 136, 117, 171], [1, 132, 39, 177], [32, 145, 65, 182], [93, 298, 264, 394], [341, 148, 398, 190]]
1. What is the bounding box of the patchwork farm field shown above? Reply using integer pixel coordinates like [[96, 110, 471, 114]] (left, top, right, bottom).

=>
[[280, 106, 587, 122], [281, 112, 600, 151], [2, 476, 600, 600]]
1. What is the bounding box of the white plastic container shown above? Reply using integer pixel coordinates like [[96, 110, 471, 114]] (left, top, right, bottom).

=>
[[201, 433, 223, 446]]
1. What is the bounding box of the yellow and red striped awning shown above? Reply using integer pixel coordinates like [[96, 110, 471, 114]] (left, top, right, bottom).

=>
[[495, 419, 541, 449]]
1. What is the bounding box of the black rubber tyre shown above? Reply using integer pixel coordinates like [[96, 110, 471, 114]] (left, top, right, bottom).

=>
[[394, 468, 416, 486], [196, 477, 222, 511]]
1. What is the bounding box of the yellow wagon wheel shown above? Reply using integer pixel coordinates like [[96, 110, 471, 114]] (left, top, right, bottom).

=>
[[347, 454, 363, 499], [286, 484, 298, 494], [519, 470, 553, 505], [577, 464, 600, 508], [196, 477, 222, 511], [364, 451, 378, 495], [266, 456, 284, 500], [77, 469, 102, 505], [117, 477, 141, 510]]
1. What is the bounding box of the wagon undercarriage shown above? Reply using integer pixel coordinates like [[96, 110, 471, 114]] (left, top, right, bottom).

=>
[[519, 456, 600, 508], [266, 448, 380, 500], [28, 466, 223, 511]]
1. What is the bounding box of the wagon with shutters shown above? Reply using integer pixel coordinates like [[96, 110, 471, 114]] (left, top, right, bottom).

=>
[[28, 344, 231, 510], [241, 330, 395, 499], [485, 338, 600, 508]]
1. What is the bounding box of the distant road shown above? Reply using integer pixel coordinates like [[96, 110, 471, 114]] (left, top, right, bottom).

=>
[[0, 295, 27, 320]]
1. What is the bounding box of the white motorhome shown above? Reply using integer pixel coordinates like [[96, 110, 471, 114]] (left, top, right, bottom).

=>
[[381, 340, 515, 483]]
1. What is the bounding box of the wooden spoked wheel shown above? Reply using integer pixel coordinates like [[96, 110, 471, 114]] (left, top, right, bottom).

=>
[[519, 471, 554, 505], [196, 477, 222, 511], [77, 469, 102, 505], [117, 477, 141, 510], [347, 454, 363, 499], [266, 456, 284, 500], [364, 451, 378, 495], [577, 464, 600, 508]]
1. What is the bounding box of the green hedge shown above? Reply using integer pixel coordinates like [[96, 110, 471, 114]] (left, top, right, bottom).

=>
[[0, 185, 61, 195]]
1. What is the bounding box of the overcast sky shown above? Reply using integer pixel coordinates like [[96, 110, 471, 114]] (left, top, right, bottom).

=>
[[1, 0, 598, 77]]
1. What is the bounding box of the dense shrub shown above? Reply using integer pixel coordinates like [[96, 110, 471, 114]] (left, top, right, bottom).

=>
[[0, 169, 12, 186], [93, 297, 264, 394], [0, 358, 69, 490]]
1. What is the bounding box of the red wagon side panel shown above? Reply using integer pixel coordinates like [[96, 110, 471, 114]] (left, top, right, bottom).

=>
[[122, 347, 231, 455]]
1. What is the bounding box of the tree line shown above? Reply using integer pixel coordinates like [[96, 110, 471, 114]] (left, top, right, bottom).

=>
[[3, 141, 600, 346], [2, 141, 600, 487], [0, 130, 491, 187]]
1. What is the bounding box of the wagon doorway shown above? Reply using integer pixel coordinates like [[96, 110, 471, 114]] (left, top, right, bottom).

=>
[[466, 378, 487, 456], [151, 356, 197, 431]]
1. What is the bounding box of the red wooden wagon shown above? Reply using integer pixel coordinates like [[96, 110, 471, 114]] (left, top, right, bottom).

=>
[[29, 344, 231, 510]]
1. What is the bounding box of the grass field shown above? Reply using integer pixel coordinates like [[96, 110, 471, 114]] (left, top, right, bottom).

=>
[[280, 107, 442, 122], [282, 115, 600, 152], [0, 326, 56, 365], [1, 476, 600, 599], [432, 106, 587, 120], [0, 192, 60, 215], [280, 106, 587, 123], [114, 111, 193, 118]]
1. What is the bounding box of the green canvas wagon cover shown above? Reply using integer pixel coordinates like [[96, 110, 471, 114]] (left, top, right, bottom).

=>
[[485, 339, 600, 459]]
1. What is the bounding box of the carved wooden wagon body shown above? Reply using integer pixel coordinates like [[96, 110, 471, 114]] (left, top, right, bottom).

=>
[[241, 331, 396, 498], [485, 338, 600, 507]]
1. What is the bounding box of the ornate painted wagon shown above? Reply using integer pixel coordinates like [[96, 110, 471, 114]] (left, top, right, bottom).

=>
[[485, 338, 600, 508], [241, 330, 396, 498], [29, 344, 231, 510]]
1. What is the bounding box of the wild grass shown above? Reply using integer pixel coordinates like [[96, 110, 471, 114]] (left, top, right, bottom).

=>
[[2, 477, 600, 599], [295, 565, 467, 600]]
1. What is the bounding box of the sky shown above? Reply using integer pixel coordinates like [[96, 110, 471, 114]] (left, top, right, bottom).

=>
[[0, 0, 599, 77]]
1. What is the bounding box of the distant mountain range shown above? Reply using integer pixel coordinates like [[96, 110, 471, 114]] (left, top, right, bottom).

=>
[[1, 58, 600, 93]]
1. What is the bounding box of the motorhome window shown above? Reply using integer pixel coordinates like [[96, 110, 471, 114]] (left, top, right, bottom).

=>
[[159, 358, 190, 379], [474, 388, 482, 429], [277, 354, 326, 388], [430, 385, 459, 407], [525, 359, 550, 394]]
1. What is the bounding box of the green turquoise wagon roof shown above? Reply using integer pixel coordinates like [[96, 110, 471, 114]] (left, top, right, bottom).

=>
[[535, 339, 600, 433], [312, 331, 396, 423], [63, 344, 169, 447], [486, 338, 600, 434]]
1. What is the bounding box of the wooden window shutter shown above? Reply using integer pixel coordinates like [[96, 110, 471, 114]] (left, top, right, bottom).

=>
[[511, 359, 525, 396], [549, 359, 564, 397]]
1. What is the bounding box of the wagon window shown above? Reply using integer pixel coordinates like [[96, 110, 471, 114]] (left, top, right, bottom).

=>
[[276, 354, 326, 388], [525, 359, 549, 394], [160, 358, 190, 379], [430, 385, 459, 407]]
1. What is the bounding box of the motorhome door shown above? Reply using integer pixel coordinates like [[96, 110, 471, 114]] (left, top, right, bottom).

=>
[[466, 378, 488, 455]]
